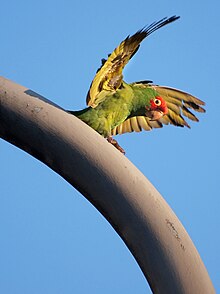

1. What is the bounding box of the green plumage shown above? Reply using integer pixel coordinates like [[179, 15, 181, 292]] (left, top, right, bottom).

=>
[[71, 83, 157, 137], [68, 16, 205, 153]]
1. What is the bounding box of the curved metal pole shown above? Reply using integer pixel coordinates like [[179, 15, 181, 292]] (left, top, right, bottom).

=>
[[0, 76, 215, 293]]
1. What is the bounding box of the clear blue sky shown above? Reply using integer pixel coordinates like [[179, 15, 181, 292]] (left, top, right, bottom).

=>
[[0, 1, 219, 293]]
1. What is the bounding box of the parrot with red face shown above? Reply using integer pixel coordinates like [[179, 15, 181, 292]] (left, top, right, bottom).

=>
[[69, 16, 205, 154]]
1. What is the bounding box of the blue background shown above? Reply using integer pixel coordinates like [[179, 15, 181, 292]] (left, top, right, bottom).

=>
[[0, 1, 219, 293]]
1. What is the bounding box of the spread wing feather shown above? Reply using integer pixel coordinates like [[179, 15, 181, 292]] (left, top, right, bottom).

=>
[[111, 85, 205, 136], [111, 115, 163, 135], [86, 16, 180, 108]]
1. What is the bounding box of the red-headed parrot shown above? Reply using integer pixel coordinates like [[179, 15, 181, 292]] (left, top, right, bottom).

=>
[[69, 16, 205, 154]]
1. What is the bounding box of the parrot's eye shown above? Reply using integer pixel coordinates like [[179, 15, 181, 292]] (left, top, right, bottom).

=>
[[148, 96, 168, 114], [154, 98, 162, 106]]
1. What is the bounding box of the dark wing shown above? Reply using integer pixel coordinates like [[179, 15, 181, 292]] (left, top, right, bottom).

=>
[[86, 16, 180, 108]]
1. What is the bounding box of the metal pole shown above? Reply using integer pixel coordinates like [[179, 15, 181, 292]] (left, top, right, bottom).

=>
[[0, 76, 215, 293]]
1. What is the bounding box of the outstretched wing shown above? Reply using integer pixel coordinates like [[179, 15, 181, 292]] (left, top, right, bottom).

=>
[[111, 116, 164, 135], [111, 85, 205, 136], [86, 16, 180, 108], [155, 86, 205, 127]]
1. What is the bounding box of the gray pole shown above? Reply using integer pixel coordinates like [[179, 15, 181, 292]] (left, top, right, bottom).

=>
[[0, 76, 215, 294]]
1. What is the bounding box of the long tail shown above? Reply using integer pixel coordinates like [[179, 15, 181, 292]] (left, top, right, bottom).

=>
[[67, 109, 89, 117]]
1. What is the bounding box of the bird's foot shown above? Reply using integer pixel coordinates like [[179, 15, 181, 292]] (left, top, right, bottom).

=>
[[107, 136, 125, 154]]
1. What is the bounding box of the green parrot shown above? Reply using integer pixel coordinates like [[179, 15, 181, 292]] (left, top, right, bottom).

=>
[[70, 16, 205, 154]]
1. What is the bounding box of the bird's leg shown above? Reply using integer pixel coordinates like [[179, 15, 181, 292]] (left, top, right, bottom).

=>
[[107, 136, 125, 154]]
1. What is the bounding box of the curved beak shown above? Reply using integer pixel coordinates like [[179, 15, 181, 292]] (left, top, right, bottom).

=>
[[145, 109, 165, 121]]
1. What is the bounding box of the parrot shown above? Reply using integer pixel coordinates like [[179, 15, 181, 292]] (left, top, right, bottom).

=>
[[69, 16, 205, 154]]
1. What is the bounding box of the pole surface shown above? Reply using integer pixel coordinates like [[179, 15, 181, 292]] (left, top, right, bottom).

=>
[[0, 76, 215, 293]]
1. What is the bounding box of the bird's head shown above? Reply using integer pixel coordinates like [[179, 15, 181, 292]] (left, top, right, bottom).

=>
[[145, 96, 168, 120]]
